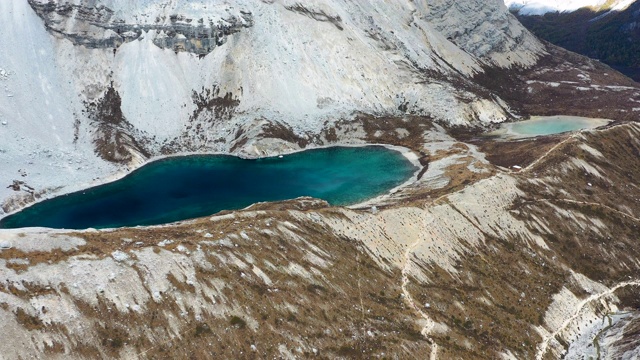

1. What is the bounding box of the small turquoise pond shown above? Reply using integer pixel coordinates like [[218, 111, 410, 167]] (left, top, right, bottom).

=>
[[0, 146, 417, 230], [489, 116, 611, 139]]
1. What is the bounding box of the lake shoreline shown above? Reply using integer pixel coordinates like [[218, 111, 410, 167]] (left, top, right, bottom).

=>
[[0, 144, 420, 229], [487, 115, 612, 140]]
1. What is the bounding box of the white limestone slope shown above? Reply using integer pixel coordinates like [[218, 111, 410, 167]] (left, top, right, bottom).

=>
[[0, 0, 545, 213], [0, 1, 120, 215]]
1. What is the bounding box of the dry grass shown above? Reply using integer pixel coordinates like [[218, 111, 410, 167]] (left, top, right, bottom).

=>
[[1, 205, 432, 358], [473, 44, 640, 122], [3, 121, 640, 358], [473, 136, 564, 169]]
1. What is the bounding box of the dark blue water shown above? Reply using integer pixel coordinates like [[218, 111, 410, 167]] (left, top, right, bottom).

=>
[[0, 146, 417, 229]]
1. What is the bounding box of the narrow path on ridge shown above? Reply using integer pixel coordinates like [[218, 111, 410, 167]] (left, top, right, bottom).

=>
[[399, 213, 439, 359], [535, 280, 640, 360]]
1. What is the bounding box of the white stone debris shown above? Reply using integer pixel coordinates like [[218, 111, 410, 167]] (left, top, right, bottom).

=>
[[111, 250, 130, 262], [157, 239, 174, 247]]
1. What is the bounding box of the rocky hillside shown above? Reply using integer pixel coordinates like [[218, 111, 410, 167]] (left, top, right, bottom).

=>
[[2, 120, 640, 359], [509, 0, 640, 81]]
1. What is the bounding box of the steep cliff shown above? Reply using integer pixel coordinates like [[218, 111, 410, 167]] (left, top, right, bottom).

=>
[[28, 0, 254, 54]]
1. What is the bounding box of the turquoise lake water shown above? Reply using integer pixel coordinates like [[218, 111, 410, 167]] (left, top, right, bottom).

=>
[[511, 117, 598, 135], [0, 146, 417, 229], [497, 116, 611, 138]]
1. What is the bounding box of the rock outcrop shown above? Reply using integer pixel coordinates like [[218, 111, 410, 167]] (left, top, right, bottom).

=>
[[28, 0, 254, 55], [421, 0, 545, 67]]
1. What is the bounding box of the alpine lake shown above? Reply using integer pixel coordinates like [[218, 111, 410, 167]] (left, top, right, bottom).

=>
[[488, 115, 612, 139], [0, 146, 418, 229]]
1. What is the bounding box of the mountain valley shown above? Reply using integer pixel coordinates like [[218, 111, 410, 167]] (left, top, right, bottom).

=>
[[1, 0, 640, 359]]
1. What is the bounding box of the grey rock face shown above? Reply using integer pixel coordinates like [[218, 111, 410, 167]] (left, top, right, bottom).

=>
[[27, 0, 253, 55], [420, 0, 541, 64]]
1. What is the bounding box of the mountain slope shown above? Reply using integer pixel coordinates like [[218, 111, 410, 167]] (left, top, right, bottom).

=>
[[509, 0, 640, 81], [3, 122, 640, 359]]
